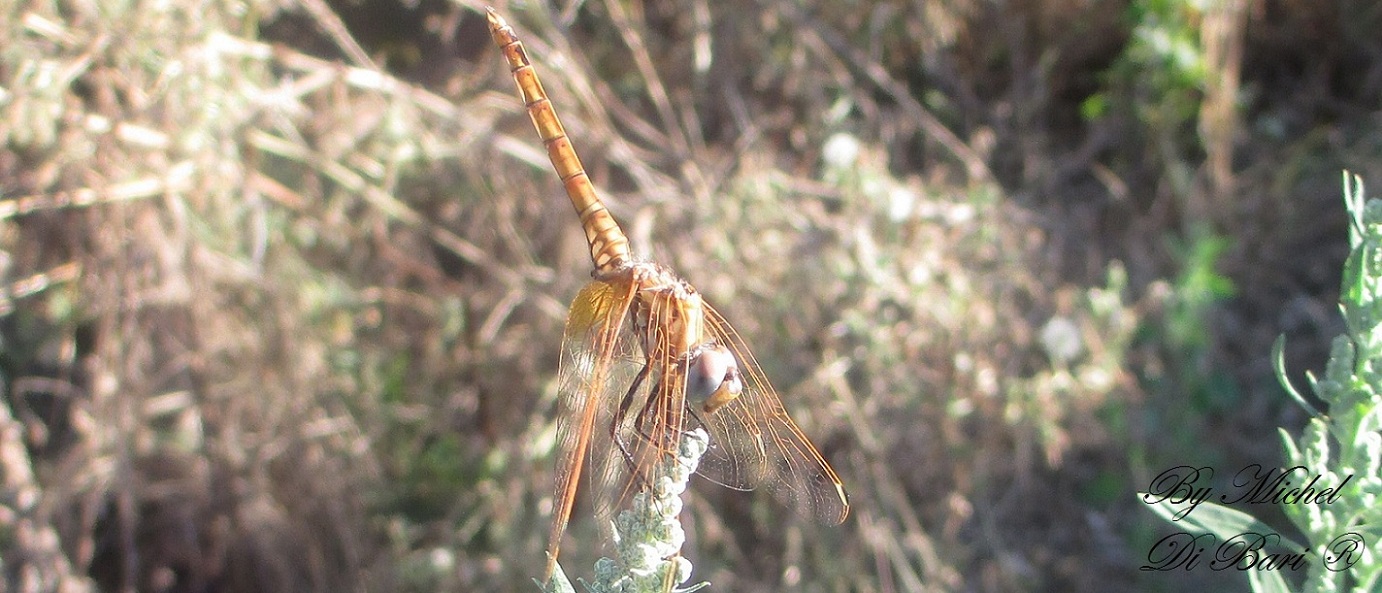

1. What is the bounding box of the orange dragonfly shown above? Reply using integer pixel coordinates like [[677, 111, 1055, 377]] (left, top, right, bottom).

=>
[[486, 8, 849, 582]]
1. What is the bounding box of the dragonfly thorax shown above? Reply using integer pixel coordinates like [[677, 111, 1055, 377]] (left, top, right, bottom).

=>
[[622, 263, 707, 359], [620, 263, 741, 411]]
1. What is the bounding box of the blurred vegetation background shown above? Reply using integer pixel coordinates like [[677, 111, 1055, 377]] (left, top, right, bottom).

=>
[[2, 0, 1380, 591]]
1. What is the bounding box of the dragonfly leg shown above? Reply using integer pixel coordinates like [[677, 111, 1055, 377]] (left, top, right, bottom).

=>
[[632, 374, 690, 453], [611, 361, 655, 488], [615, 364, 689, 490]]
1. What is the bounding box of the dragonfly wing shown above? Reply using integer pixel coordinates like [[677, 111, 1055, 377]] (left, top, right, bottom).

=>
[[548, 278, 640, 577], [693, 303, 850, 525], [594, 280, 698, 520]]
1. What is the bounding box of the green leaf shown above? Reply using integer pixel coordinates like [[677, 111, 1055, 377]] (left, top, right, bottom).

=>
[[538, 563, 577, 593], [1274, 335, 1322, 417], [1141, 497, 1306, 553], [1345, 171, 1367, 249], [1280, 427, 1304, 468], [1247, 566, 1293, 593]]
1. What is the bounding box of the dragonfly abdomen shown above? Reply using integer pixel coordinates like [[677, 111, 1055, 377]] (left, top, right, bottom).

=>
[[488, 12, 631, 273]]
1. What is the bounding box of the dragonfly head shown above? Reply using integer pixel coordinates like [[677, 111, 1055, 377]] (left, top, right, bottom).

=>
[[686, 343, 743, 413]]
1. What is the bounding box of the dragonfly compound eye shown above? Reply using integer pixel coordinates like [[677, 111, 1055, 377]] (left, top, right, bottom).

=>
[[687, 344, 743, 413]]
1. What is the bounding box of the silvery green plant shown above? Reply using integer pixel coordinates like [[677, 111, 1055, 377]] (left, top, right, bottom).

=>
[[543, 429, 711, 593], [1142, 172, 1382, 592]]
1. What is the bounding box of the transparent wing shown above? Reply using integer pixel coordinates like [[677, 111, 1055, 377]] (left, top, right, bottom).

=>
[[692, 301, 850, 525], [591, 280, 696, 525], [547, 278, 640, 577]]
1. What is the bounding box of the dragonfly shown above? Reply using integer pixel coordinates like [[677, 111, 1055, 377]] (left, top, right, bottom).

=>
[[485, 8, 849, 583]]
